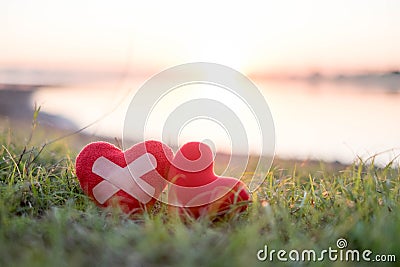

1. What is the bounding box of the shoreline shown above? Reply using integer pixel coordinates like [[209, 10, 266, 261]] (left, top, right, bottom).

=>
[[0, 83, 77, 130]]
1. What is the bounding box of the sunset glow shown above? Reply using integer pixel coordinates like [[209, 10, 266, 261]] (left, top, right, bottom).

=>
[[1, 0, 400, 76], [1, 1, 400, 165]]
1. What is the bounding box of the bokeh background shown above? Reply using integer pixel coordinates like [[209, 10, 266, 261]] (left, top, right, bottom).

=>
[[1, 0, 400, 165]]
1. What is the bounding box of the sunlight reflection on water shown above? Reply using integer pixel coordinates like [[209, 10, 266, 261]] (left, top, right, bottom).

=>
[[33, 78, 400, 165]]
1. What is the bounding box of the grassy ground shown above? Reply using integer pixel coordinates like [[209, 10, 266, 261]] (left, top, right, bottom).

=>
[[0, 126, 399, 267]]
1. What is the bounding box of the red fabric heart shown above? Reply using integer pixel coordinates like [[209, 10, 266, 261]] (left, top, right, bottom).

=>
[[167, 142, 251, 218], [75, 141, 173, 214]]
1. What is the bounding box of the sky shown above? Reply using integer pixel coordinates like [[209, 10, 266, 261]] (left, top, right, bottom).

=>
[[1, 0, 400, 77]]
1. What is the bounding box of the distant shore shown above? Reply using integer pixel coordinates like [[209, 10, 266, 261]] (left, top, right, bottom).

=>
[[250, 70, 400, 92], [0, 83, 77, 130]]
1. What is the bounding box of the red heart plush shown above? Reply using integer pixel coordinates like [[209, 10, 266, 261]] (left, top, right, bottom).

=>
[[167, 142, 250, 218], [75, 141, 173, 214]]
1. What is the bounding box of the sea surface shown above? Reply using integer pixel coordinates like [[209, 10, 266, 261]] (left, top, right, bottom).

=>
[[24, 75, 400, 165]]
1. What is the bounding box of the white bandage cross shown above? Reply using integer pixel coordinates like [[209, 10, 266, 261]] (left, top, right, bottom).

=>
[[92, 153, 157, 204]]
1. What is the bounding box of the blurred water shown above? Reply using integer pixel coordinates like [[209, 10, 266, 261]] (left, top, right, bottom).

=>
[[260, 80, 400, 164], [30, 77, 400, 165]]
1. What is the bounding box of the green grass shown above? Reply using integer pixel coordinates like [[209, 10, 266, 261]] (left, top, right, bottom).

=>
[[0, 128, 399, 267]]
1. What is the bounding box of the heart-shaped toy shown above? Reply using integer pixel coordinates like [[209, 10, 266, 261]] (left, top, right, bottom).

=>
[[167, 142, 251, 218], [75, 141, 173, 214]]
